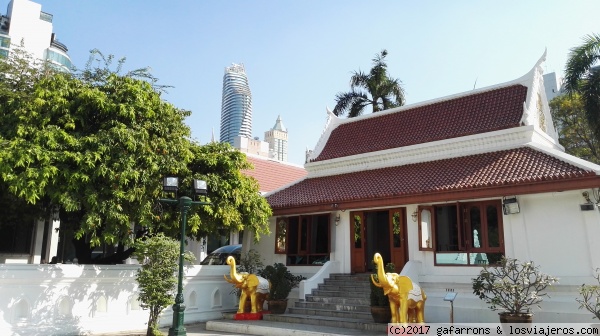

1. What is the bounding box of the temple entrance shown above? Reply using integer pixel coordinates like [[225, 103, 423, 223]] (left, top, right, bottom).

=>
[[350, 208, 408, 273]]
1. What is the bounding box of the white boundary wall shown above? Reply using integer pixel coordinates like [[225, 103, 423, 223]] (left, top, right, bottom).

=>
[[0, 264, 237, 335]]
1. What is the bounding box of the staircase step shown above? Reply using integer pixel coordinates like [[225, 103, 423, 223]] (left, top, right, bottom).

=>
[[263, 313, 387, 332], [310, 289, 370, 298], [305, 295, 370, 306], [206, 319, 386, 336], [323, 278, 372, 285], [295, 301, 371, 313], [328, 273, 372, 280], [288, 306, 373, 320], [317, 284, 369, 292]]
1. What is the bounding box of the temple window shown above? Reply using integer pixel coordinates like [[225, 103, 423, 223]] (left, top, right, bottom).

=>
[[421, 200, 504, 266], [274, 214, 330, 265]]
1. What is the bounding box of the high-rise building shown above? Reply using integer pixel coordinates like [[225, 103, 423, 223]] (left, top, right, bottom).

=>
[[0, 0, 72, 72], [234, 135, 269, 157], [543, 72, 563, 102], [220, 63, 252, 145], [264, 115, 288, 161]]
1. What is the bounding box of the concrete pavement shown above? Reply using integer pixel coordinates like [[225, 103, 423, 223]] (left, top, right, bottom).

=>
[[98, 319, 387, 336], [96, 322, 252, 336]]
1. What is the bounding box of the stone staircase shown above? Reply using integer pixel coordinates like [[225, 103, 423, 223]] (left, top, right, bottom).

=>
[[262, 273, 388, 333]]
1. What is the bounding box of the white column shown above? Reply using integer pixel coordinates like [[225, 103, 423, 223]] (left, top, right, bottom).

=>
[[31, 219, 45, 264], [46, 219, 60, 261], [332, 211, 351, 273], [230, 231, 239, 245], [187, 237, 208, 264]]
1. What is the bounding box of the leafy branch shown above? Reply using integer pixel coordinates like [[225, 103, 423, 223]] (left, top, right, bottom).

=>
[[577, 268, 600, 319]]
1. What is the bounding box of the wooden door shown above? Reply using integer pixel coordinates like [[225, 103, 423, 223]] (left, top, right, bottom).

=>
[[350, 211, 366, 273], [389, 208, 408, 272]]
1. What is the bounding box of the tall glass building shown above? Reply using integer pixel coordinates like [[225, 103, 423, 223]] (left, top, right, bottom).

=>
[[0, 0, 73, 72], [220, 63, 252, 145]]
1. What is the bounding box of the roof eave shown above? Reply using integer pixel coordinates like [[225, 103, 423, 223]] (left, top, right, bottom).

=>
[[270, 174, 600, 216]]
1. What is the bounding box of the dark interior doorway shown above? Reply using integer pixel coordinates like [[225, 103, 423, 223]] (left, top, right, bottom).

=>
[[365, 210, 391, 272]]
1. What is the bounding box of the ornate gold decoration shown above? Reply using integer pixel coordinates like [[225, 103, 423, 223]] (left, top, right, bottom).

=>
[[224, 256, 270, 314], [371, 253, 426, 324]]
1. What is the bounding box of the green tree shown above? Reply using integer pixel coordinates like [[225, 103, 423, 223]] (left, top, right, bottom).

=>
[[333, 49, 405, 118], [134, 234, 189, 336], [550, 93, 600, 164], [0, 66, 190, 263], [151, 141, 272, 243], [0, 50, 271, 263], [564, 34, 600, 138], [183, 142, 272, 241]]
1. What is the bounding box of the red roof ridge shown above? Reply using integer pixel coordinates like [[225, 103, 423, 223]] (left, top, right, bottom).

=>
[[245, 153, 306, 169], [308, 51, 550, 163]]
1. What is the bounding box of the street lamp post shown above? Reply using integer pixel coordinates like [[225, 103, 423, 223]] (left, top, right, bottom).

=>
[[160, 177, 210, 336]]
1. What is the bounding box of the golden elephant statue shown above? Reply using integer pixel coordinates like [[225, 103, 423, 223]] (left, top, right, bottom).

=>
[[224, 256, 270, 314], [371, 253, 426, 324]]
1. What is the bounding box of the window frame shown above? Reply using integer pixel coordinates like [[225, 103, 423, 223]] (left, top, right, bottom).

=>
[[276, 213, 331, 265], [417, 206, 434, 251], [274, 217, 288, 254], [420, 200, 505, 266]]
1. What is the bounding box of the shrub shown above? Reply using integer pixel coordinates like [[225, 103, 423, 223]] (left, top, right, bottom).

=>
[[472, 256, 558, 314], [134, 234, 194, 336], [259, 263, 305, 300], [577, 269, 600, 320]]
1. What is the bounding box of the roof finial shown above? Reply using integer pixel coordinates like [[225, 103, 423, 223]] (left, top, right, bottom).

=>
[[272, 115, 286, 132]]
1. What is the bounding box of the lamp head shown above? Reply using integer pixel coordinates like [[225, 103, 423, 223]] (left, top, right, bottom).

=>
[[502, 196, 520, 215], [162, 176, 179, 193], [193, 179, 207, 195]]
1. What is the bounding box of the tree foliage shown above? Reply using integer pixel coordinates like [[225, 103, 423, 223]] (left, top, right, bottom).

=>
[[333, 49, 405, 118], [564, 34, 600, 139], [0, 49, 271, 263], [153, 141, 272, 242], [550, 93, 600, 164]]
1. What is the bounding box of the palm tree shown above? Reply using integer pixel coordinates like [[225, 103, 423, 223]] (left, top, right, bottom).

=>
[[333, 49, 405, 118], [564, 34, 600, 137]]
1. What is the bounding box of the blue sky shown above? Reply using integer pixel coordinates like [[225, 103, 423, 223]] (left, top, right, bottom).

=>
[[18, 1, 600, 165]]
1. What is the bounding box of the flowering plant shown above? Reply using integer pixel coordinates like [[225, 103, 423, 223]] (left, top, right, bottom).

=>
[[472, 257, 558, 314], [576, 268, 600, 319]]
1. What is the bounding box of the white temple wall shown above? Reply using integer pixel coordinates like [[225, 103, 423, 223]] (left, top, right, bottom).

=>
[[0, 264, 237, 335]]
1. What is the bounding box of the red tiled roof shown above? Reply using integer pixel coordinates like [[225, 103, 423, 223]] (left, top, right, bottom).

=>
[[268, 147, 595, 209], [243, 156, 307, 193], [313, 85, 528, 162]]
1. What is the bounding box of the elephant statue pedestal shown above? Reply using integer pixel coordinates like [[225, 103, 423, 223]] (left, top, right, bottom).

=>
[[233, 310, 270, 320], [224, 256, 271, 320]]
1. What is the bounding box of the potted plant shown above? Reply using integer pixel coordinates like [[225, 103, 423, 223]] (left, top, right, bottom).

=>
[[370, 261, 395, 323], [576, 268, 600, 320], [259, 263, 305, 314], [472, 256, 558, 323]]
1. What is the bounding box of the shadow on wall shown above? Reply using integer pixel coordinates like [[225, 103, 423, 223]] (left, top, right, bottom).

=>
[[0, 264, 240, 335], [0, 264, 141, 335]]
